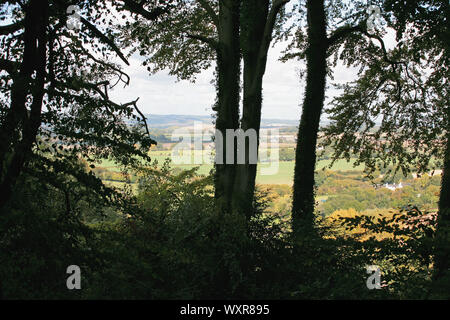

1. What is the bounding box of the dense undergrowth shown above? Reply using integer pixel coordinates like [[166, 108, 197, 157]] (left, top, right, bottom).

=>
[[0, 161, 448, 299]]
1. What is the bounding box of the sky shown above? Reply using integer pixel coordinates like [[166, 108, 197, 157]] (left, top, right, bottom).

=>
[[0, 2, 397, 122], [109, 40, 365, 121], [106, 4, 397, 122], [109, 42, 301, 120]]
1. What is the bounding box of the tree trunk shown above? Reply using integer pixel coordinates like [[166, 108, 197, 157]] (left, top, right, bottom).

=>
[[232, 0, 287, 218], [232, 0, 269, 218], [433, 120, 450, 288], [213, 0, 241, 215], [232, 80, 263, 219], [292, 0, 328, 234], [0, 0, 49, 210]]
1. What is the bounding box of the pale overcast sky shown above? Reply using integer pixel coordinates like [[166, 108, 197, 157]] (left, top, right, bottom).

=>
[[1, 2, 396, 121], [109, 28, 396, 121]]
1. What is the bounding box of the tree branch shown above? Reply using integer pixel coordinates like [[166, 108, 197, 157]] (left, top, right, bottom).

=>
[[327, 23, 364, 47], [255, 0, 289, 81], [0, 21, 23, 35], [260, 0, 290, 56], [52, 79, 154, 141], [86, 52, 130, 87], [80, 17, 129, 66], [122, 0, 168, 21], [197, 0, 219, 27], [187, 33, 219, 51], [130, 98, 152, 137], [327, 21, 404, 70]]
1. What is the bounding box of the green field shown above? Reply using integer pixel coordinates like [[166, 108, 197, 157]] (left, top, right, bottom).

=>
[[98, 151, 365, 185]]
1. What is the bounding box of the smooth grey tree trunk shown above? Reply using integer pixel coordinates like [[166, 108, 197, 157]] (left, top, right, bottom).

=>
[[232, 0, 287, 218]]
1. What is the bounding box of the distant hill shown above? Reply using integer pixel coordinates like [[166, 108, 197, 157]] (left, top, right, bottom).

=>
[[145, 114, 214, 128], [144, 114, 300, 128]]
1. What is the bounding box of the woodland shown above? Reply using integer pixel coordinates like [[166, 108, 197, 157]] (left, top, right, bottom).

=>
[[0, 0, 448, 299]]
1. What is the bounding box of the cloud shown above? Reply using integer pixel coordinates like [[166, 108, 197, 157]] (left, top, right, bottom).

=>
[[110, 42, 303, 120], [109, 28, 397, 121], [109, 56, 216, 116]]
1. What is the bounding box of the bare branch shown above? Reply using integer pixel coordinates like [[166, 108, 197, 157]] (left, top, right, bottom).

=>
[[86, 52, 131, 87], [360, 30, 403, 67], [130, 98, 152, 137]]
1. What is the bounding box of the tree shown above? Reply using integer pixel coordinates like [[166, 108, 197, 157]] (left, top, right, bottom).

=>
[[0, 0, 170, 297], [291, 0, 329, 233], [322, 0, 449, 294], [121, 0, 241, 214], [231, 0, 290, 218], [122, 0, 289, 217], [0, 0, 50, 209], [0, 0, 161, 211], [289, 0, 404, 234]]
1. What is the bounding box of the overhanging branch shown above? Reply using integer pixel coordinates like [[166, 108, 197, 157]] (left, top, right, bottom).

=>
[[327, 23, 364, 47], [0, 21, 23, 35], [187, 33, 219, 51], [327, 21, 404, 70], [130, 98, 152, 137], [197, 0, 219, 28], [122, 0, 168, 21], [80, 17, 129, 66]]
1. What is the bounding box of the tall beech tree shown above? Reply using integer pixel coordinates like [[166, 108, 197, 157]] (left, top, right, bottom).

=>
[[289, 0, 402, 233], [124, 0, 289, 217], [0, 0, 162, 210], [322, 0, 449, 292], [121, 0, 241, 214], [233, 0, 289, 218], [291, 0, 329, 233]]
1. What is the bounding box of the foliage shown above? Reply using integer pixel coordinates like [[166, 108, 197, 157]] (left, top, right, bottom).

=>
[[322, 0, 449, 179], [0, 0, 159, 213], [0, 157, 446, 299], [0, 0, 448, 301], [0, 159, 113, 299]]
